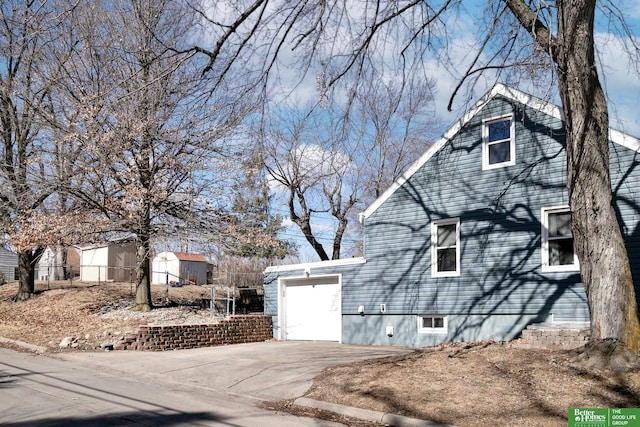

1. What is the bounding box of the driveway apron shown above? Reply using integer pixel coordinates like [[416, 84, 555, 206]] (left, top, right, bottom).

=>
[[55, 341, 411, 401]]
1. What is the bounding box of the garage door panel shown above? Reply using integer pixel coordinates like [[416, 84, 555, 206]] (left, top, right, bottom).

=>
[[284, 279, 341, 341]]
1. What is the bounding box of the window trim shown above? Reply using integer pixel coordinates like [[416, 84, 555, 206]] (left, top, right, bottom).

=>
[[417, 315, 448, 334], [541, 206, 580, 273], [482, 114, 516, 170], [431, 218, 460, 277]]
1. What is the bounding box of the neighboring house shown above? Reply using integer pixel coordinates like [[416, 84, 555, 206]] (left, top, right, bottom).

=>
[[36, 246, 81, 281], [79, 239, 137, 282], [151, 252, 209, 285], [263, 84, 640, 348], [0, 246, 18, 282]]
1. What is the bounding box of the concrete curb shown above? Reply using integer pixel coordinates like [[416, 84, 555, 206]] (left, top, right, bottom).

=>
[[0, 336, 47, 354], [294, 397, 457, 427]]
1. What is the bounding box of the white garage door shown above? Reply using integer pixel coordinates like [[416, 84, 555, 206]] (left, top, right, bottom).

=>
[[283, 276, 341, 341]]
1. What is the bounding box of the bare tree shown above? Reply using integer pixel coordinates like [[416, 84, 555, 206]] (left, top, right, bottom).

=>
[[56, 0, 253, 311], [261, 77, 436, 260], [354, 78, 439, 200], [262, 107, 355, 261], [447, 0, 640, 364], [0, 1, 76, 299]]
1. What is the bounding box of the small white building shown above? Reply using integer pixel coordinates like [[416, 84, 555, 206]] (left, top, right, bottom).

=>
[[79, 239, 137, 282], [37, 247, 58, 281], [36, 246, 82, 281], [152, 252, 209, 285]]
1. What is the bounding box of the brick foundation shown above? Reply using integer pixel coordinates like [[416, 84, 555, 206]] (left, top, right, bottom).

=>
[[114, 315, 273, 351], [513, 323, 590, 350]]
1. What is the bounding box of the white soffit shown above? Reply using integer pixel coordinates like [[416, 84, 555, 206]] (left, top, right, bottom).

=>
[[264, 257, 366, 273]]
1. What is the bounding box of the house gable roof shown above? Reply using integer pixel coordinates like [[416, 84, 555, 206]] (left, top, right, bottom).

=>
[[77, 236, 137, 251], [173, 252, 208, 263], [360, 83, 640, 221]]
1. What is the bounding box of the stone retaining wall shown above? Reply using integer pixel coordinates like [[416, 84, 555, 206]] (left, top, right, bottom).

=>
[[114, 315, 273, 351], [514, 323, 590, 350]]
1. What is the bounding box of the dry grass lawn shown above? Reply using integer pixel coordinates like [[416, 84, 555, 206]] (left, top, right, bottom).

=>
[[0, 280, 212, 350], [306, 342, 640, 426], [1, 280, 640, 427]]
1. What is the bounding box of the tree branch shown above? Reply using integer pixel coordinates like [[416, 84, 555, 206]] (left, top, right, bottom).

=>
[[502, 0, 557, 62]]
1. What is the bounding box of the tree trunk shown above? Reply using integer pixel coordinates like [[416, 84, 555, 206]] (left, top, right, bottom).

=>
[[557, 0, 640, 351], [332, 216, 347, 260], [288, 188, 330, 261], [134, 235, 152, 312], [16, 248, 44, 301], [298, 218, 330, 261], [54, 245, 66, 280]]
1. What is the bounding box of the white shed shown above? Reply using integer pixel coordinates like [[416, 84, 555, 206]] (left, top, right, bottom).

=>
[[79, 239, 137, 282], [37, 247, 58, 281], [152, 252, 208, 285]]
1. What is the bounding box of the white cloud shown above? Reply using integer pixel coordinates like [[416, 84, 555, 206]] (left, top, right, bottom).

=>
[[295, 144, 352, 178], [279, 217, 295, 229], [596, 33, 640, 136]]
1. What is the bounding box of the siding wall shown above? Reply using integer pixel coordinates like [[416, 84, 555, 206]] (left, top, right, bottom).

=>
[[264, 94, 640, 348], [357, 97, 588, 330], [107, 241, 137, 282], [152, 252, 180, 285], [80, 246, 109, 282], [0, 247, 18, 281], [179, 261, 208, 285], [610, 142, 640, 294]]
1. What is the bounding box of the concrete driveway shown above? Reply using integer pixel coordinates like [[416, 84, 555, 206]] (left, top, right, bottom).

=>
[[56, 341, 411, 402]]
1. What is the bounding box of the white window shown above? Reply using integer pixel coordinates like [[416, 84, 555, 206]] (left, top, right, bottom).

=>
[[482, 115, 515, 169], [418, 315, 448, 334], [431, 218, 460, 277], [541, 206, 579, 272]]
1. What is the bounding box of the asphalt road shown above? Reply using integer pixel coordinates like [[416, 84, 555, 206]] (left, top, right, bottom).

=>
[[0, 341, 410, 426]]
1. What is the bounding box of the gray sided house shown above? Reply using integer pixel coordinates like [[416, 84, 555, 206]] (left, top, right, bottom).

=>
[[0, 246, 18, 282], [264, 84, 640, 348]]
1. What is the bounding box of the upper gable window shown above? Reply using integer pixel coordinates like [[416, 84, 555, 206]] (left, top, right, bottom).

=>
[[482, 115, 515, 170]]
